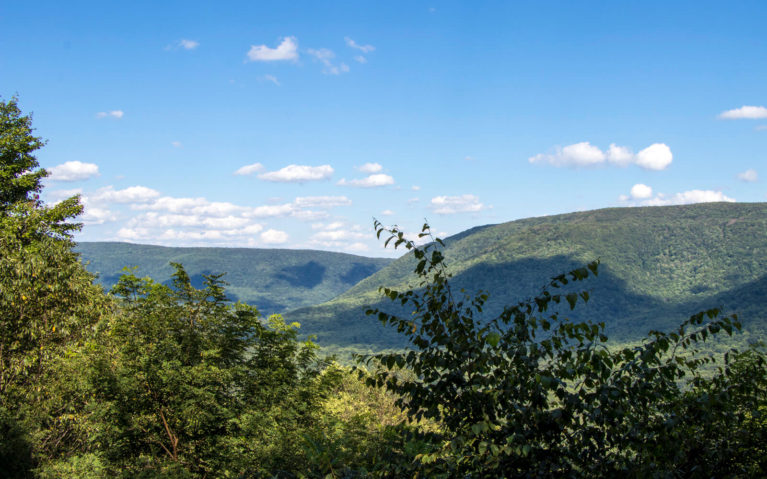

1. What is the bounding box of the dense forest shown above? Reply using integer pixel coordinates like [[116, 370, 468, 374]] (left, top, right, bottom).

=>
[[75, 242, 392, 315], [287, 202, 767, 353], [2, 97, 767, 477]]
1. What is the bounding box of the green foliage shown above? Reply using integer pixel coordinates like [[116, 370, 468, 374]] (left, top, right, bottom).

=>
[[0, 97, 48, 210], [75, 242, 392, 314], [0, 98, 105, 477], [362, 221, 767, 477], [46, 264, 336, 477]]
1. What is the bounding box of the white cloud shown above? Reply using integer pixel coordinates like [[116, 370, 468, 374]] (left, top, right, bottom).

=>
[[137, 196, 208, 213], [337, 173, 394, 188], [464, 156, 475, 161], [263, 74, 280, 86], [635, 143, 673, 171], [411, 185, 421, 191], [311, 230, 366, 242], [117, 227, 149, 241], [738, 169, 758, 182], [344, 37, 375, 53], [347, 242, 369, 252], [381, 209, 395, 216], [294, 196, 352, 208], [529, 142, 605, 167], [307, 48, 349, 75], [324, 221, 344, 230], [171, 141, 182, 148], [234, 163, 264, 176], [48, 161, 100, 182], [80, 204, 115, 225], [96, 110, 124, 119], [261, 229, 289, 244], [258, 164, 333, 182], [246, 36, 298, 62], [529, 142, 672, 170], [719, 105, 767, 120], [630, 183, 653, 199], [92, 185, 160, 203], [178, 39, 199, 50], [357, 162, 383, 173], [430, 194, 485, 214], [246, 203, 295, 218], [47, 188, 82, 203], [606, 144, 634, 166], [621, 188, 735, 206], [354, 55, 367, 64]]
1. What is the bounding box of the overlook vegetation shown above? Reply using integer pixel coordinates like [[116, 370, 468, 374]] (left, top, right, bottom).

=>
[[2, 97, 767, 477]]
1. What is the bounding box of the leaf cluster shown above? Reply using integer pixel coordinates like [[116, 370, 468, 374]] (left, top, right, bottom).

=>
[[361, 221, 767, 477]]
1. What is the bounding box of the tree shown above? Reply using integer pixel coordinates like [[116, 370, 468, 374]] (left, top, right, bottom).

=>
[[0, 97, 48, 211], [0, 97, 103, 477], [362, 221, 766, 477], [47, 265, 336, 477]]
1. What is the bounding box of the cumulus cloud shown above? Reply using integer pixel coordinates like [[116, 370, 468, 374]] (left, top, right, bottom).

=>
[[356, 162, 383, 173], [737, 169, 758, 182], [719, 105, 767, 120], [261, 229, 289, 244], [258, 164, 334, 182], [246, 36, 298, 62], [635, 144, 673, 171], [234, 163, 264, 176], [620, 186, 735, 206], [307, 48, 349, 75], [430, 194, 485, 214], [48, 161, 100, 182], [46, 189, 82, 205], [529, 142, 672, 170], [344, 37, 375, 53], [606, 144, 634, 166], [96, 110, 123, 119], [529, 142, 604, 167], [337, 174, 394, 188], [92, 185, 160, 203], [294, 196, 351, 208], [629, 183, 653, 199], [80, 202, 116, 225]]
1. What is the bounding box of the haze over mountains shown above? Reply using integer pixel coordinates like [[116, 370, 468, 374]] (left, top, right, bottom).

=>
[[78, 202, 767, 352]]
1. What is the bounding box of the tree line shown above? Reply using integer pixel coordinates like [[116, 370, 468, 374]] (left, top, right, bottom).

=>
[[1, 97, 765, 477]]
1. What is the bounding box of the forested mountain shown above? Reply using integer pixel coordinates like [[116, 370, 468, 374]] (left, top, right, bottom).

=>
[[75, 243, 392, 314], [286, 202, 767, 350]]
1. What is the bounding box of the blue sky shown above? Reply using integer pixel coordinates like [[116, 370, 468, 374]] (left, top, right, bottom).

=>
[[2, 1, 765, 256]]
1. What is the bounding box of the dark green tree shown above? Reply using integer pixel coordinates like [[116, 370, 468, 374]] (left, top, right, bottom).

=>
[[0, 98, 103, 478], [362, 221, 766, 477], [0, 97, 48, 211]]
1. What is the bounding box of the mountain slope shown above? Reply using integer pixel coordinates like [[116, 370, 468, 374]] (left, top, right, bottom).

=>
[[285, 202, 767, 349], [75, 243, 393, 314]]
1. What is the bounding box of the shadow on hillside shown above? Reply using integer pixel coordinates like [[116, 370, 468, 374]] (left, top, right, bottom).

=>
[[286, 255, 767, 350]]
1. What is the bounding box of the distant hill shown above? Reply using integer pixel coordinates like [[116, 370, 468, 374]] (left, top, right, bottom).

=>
[[75, 243, 393, 315], [285, 203, 767, 350]]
